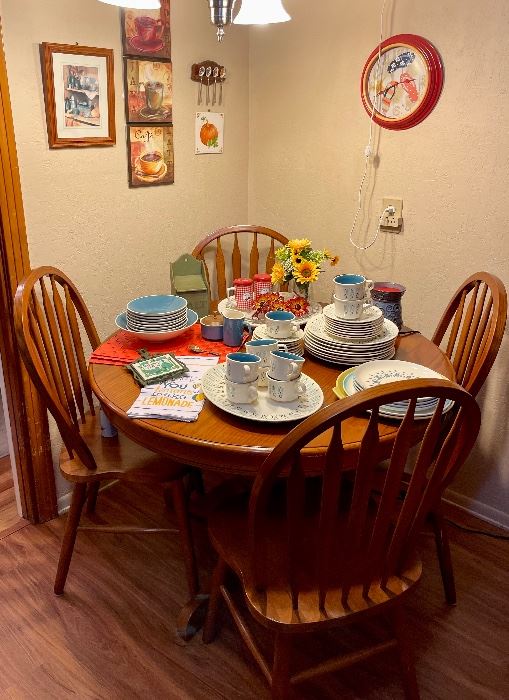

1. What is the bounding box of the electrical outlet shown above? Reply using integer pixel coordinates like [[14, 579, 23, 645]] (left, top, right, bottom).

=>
[[381, 197, 403, 229]]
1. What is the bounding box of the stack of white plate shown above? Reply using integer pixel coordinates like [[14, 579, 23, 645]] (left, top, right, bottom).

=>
[[126, 294, 188, 332], [336, 360, 454, 420], [252, 324, 305, 356], [322, 303, 384, 340], [304, 314, 398, 365]]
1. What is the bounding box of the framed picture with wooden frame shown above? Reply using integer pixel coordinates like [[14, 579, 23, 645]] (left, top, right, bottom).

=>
[[40, 42, 116, 148]]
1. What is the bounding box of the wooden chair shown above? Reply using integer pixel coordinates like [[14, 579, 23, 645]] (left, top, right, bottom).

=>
[[427, 272, 507, 604], [14, 266, 199, 599], [192, 225, 289, 310], [203, 379, 480, 699]]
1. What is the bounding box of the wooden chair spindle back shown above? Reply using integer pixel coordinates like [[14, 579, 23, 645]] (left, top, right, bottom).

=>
[[15, 266, 101, 470], [432, 272, 507, 396], [192, 225, 289, 310], [248, 380, 480, 613]]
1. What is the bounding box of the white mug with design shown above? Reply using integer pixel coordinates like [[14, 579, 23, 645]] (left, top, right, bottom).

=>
[[265, 310, 299, 339], [225, 352, 261, 384], [334, 273, 374, 301], [333, 296, 365, 320], [225, 377, 258, 404], [269, 350, 305, 381], [267, 375, 307, 403], [245, 339, 287, 387]]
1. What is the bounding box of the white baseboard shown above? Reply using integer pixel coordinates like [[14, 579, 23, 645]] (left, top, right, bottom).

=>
[[443, 488, 509, 531]]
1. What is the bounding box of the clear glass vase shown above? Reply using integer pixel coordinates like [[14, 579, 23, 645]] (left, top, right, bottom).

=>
[[290, 279, 310, 300]]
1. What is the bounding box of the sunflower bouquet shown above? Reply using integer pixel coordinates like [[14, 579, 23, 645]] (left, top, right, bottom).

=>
[[271, 239, 339, 292]]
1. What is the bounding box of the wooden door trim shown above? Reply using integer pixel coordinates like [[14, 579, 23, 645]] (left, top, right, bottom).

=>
[[0, 20, 57, 522]]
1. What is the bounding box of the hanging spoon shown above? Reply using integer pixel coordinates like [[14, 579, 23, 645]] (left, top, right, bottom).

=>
[[219, 67, 226, 105], [205, 66, 212, 105], [197, 66, 205, 105], [212, 66, 219, 105]]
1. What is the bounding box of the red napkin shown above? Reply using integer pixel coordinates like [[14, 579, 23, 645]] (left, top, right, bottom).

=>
[[89, 324, 248, 366]]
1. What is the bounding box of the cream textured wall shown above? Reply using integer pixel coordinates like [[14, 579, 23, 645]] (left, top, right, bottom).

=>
[[1, 0, 249, 502], [247, 1, 509, 525], [2, 0, 249, 343]]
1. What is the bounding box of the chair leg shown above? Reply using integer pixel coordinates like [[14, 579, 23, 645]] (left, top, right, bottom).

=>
[[54, 483, 87, 595], [86, 482, 100, 514], [392, 607, 420, 700], [272, 632, 292, 700], [202, 557, 227, 643], [169, 479, 200, 599], [429, 505, 457, 605]]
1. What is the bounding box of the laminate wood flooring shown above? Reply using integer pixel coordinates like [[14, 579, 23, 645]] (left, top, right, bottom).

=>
[[0, 480, 507, 699], [0, 454, 24, 538]]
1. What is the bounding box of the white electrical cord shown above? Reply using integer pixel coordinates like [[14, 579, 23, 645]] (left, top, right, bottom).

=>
[[349, 0, 387, 251]]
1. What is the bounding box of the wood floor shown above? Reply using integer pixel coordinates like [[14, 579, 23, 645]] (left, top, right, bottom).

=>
[[0, 454, 24, 538], [0, 480, 507, 699]]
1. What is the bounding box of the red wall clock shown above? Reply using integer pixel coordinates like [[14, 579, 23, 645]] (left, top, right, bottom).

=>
[[360, 34, 444, 130]]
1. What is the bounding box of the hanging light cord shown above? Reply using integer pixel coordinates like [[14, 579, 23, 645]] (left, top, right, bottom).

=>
[[349, 0, 387, 251]]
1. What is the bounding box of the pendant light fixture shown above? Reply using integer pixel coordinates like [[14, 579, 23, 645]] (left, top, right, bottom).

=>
[[207, 0, 237, 42], [98, 0, 161, 9], [233, 0, 291, 25]]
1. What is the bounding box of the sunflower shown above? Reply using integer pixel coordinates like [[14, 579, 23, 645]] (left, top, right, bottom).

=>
[[294, 259, 319, 284], [292, 253, 304, 266], [288, 238, 311, 253], [271, 262, 285, 285]]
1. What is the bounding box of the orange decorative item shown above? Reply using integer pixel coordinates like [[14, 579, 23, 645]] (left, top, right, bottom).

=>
[[200, 118, 218, 146]]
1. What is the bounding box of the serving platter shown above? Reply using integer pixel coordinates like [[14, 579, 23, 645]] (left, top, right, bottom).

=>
[[217, 292, 322, 327], [202, 364, 324, 422]]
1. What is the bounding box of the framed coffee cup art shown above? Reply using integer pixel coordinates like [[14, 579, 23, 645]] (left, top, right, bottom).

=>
[[121, 0, 171, 60], [360, 34, 443, 130], [127, 125, 174, 187], [39, 43, 115, 148], [125, 59, 172, 124]]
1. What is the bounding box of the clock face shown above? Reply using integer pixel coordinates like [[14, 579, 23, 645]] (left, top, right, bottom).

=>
[[361, 35, 443, 130]]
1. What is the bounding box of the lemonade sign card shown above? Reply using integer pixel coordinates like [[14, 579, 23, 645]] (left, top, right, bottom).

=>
[[195, 112, 224, 154]]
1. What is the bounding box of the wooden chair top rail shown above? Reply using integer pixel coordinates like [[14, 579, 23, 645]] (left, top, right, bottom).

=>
[[192, 225, 289, 309], [247, 378, 480, 612], [14, 266, 102, 471], [432, 271, 507, 397]]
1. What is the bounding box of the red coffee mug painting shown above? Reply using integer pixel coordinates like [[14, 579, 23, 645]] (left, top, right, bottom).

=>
[[121, 0, 171, 60]]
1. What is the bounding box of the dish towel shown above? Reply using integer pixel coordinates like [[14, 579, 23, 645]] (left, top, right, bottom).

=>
[[126, 356, 219, 422]]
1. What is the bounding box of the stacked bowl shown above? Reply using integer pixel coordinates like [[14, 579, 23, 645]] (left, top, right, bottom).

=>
[[115, 294, 198, 342], [126, 294, 189, 332]]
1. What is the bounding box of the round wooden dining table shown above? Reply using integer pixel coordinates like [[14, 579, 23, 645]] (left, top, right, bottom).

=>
[[90, 331, 454, 639], [90, 332, 454, 476]]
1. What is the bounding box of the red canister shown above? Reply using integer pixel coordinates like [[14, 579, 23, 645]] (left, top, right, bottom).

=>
[[230, 278, 254, 311], [253, 273, 272, 300]]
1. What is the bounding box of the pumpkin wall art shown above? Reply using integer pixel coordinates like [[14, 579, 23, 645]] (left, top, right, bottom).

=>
[[195, 111, 223, 154]]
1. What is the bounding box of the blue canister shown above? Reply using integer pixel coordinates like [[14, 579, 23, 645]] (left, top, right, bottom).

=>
[[371, 282, 406, 330], [222, 310, 246, 347]]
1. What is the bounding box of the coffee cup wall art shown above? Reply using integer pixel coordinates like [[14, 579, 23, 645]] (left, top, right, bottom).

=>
[[127, 125, 174, 188], [125, 59, 172, 123], [121, 0, 171, 60]]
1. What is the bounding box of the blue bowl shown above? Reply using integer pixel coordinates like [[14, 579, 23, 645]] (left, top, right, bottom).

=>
[[127, 294, 187, 316]]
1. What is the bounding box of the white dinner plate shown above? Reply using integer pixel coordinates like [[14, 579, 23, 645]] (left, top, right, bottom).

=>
[[354, 359, 448, 390], [115, 309, 198, 342]]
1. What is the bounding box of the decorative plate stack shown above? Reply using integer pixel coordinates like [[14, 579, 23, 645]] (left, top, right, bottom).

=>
[[252, 324, 305, 357], [304, 304, 398, 365], [115, 294, 198, 342], [334, 360, 454, 420]]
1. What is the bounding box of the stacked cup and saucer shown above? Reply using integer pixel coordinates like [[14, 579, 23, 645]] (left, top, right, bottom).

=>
[[252, 310, 305, 357]]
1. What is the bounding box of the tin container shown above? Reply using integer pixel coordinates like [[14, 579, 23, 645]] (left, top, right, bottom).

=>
[[253, 273, 272, 300], [200, 312, 224, 341]]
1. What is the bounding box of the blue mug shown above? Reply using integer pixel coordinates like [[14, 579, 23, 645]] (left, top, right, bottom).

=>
[[222, 309, 246, 347]]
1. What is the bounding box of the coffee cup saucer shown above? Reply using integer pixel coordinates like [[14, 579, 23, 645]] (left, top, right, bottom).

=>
[[128, 35, 165, 54], [139, 106, 171, 121], [134, 157, 167, 181]]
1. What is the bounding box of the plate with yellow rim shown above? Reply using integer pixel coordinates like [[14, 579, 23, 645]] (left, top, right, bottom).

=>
[[332, 367, 356, 400]]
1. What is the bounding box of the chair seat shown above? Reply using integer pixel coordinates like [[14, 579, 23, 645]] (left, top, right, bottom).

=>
[[59, 413, 186, 484], [208, 495, 422, 632]]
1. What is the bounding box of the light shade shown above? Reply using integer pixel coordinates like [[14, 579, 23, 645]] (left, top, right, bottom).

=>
[[98, 0, 161, 9], [233, 0, 290, 25]]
